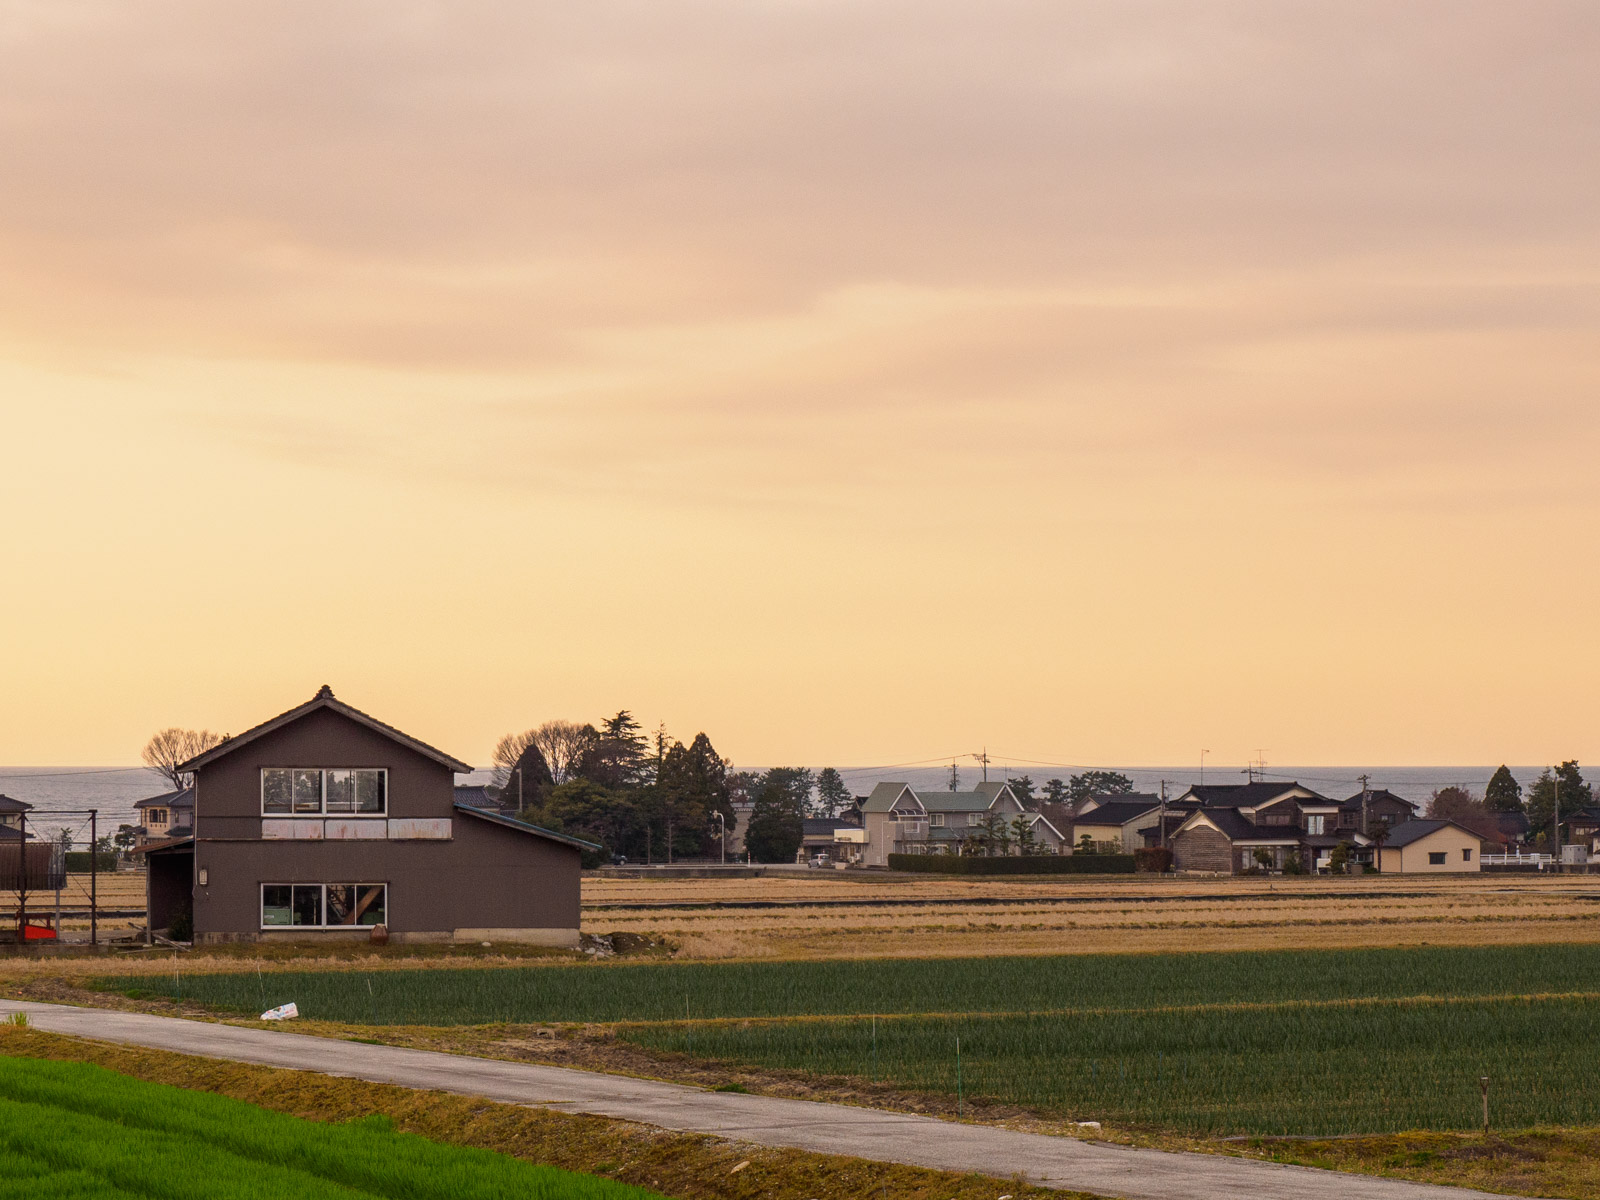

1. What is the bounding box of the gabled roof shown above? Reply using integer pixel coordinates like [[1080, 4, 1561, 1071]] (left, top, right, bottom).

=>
[[453, 802, 601, 851], [1073, 799, 1162, 827], [1022, 811, 1066, 840], [974, 781, 1021, 805], [1381, 818, 1482, 849], [135, 788, 194, 811], [1339, 788, 1417, 813], [0, 795, 32, 813], [1176, 807, 1304, 843], [861, 782, 920, 813], [179, 686, 472, 775], [1182, 782, 1328, 808], [922, 790, 1006, 813]]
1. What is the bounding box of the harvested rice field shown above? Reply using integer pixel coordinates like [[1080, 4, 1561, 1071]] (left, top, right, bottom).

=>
[[583, 871, 1600, 959]]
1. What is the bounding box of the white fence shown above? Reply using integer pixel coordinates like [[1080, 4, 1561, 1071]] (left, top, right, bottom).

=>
[[1481, 851, 1554, 869]]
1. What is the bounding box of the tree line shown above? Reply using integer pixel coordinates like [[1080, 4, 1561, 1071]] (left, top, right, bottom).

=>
[[491, 713, 857, 864], [1426, 761, 1590, 847]]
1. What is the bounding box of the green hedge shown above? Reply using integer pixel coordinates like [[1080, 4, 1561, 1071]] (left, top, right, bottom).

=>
[[887, 853, 1136, 875], [64, 852, 119, 872]]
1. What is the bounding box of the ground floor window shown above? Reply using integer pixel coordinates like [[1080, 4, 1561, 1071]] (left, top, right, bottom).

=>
[[261, 883, 387, 928]]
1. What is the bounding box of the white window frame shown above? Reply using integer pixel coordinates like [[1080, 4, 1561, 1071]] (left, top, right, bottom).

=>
[[260, 768, 388, 817], [1305, 815, 1325, 835], [259, 882, 389, 930], [929, 813, 945, 827]]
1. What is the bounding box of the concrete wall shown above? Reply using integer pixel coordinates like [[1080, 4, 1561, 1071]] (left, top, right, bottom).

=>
[[1172, 824, 1234, 873], [1379, 826, 1482, 873]]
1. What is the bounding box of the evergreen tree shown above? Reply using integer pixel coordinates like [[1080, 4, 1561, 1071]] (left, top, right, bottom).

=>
[[816, 767, 851, 817], [575, 710, 650, 788], [1527, 761, 1590, 836], [1484, 765, 1524, 813], [1068, 770, 1134, 803], [745, 776, 805, 862], [655, 732, 731, 862], [1007, 774, 1036, 805], [1043, 778, 1068, 805]]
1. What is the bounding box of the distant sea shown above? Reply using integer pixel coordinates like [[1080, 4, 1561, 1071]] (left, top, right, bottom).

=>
[[0, 763, 1550, 834]]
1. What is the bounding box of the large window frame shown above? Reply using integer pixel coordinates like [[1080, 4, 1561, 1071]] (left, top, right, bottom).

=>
[[260, 768, 387, 817], [259, 883, 388, 930]]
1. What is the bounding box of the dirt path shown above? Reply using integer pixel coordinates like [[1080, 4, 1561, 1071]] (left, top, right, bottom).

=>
[[0, 999, 1508, 1200]]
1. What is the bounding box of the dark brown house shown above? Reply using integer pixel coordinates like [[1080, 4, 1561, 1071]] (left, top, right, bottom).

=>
[[1169, 782, 1380, 874], [140, 686, 594, 945]]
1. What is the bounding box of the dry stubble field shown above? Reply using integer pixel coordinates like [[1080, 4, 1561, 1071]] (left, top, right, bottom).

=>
[[583, 869, 1600, 960]]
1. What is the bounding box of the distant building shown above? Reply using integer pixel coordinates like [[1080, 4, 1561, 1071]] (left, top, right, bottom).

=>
[[1168, 782, 1377, 874], [1376, 820, 1483, 873], [0, 795, 32, 841], [133, 789, 194, 846], [858, 781, 1030, 865]]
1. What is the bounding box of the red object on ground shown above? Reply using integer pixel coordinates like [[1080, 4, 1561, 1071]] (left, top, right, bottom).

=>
[[22, 923, 56, 940]]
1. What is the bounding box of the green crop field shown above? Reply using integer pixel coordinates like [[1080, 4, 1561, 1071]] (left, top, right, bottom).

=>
[[100, 942, 1600, 1026], [0, 1054, 657, 1200], [99, 944, 1600, 1137], [626, 996, 1599, 1136]]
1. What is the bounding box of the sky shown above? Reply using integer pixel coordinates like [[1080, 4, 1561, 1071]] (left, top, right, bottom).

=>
[[2, 2, 1598, 770]]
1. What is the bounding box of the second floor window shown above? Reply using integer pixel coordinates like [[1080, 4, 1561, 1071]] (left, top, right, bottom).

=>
[[1305, 815, 1325, 835], [261, 768, 387, 816]]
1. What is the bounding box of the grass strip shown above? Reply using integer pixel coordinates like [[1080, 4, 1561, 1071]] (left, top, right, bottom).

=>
[[0, 1027, 1098, 1200], [0, 1054, 655, 1200]]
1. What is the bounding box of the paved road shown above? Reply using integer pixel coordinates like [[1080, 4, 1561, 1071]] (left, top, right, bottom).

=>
[[0, 1000, 1505, 1200]]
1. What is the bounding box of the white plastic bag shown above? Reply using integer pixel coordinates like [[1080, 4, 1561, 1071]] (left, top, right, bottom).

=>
[[260, 1002, 299, 1021]]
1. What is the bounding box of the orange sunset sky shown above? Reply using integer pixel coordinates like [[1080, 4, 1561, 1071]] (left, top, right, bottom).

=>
[[2, 3, 1598, 769]]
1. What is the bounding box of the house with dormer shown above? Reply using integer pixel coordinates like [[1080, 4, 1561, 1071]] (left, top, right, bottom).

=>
[[858, 780, 1029, 865]]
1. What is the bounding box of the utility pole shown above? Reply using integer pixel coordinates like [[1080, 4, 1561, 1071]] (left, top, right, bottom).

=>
[[1200, 750, 1208, 786], [972, 749, 991, 783], [1159, 780, 1168, 852], [1552, 768, 1561, 871], [948, 759, 960, 792], [1359, 773, 1371, 838]]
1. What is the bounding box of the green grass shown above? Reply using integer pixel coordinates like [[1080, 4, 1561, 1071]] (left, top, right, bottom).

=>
[[0, 1055, 659, 1200], [97, 943, 1600, 1026]]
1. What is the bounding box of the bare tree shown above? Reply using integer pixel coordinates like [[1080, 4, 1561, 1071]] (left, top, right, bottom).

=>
[[141, 728, 225, 791], [531, 719, 596, 786], [491, 730, 539, 790]]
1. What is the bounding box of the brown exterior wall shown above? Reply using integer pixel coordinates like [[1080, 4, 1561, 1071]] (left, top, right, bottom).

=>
[[1172, 824, 1234, 873], [194, 812, 580, 940], [190, 705, 582, 943], [195, 707, 454, 841]]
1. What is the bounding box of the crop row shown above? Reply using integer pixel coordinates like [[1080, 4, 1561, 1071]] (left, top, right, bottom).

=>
[[623, 995, 1600, 1136], [104, 942, 1600, 1026]]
